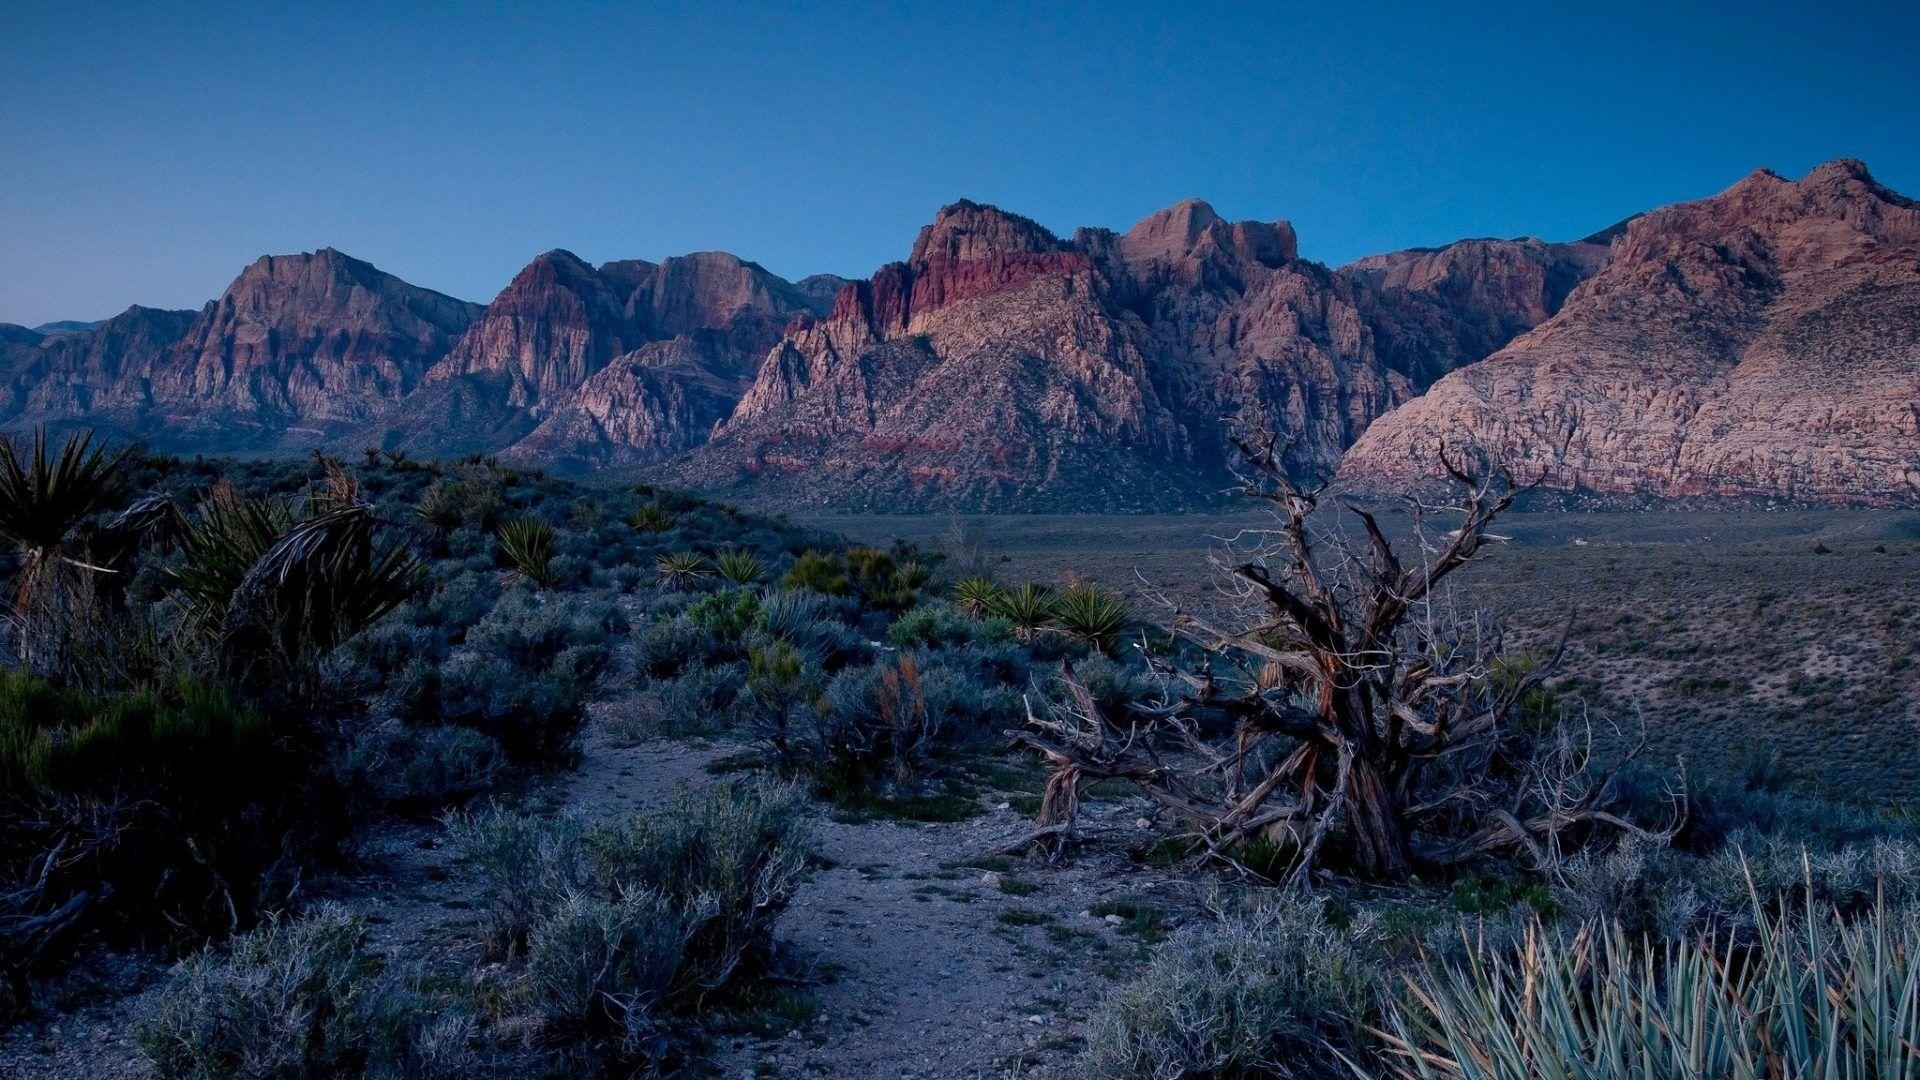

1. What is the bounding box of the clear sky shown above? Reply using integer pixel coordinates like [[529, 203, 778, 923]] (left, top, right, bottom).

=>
[[3, 1, 1915, 326]]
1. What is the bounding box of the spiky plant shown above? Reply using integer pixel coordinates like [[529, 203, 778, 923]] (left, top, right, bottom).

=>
[[1366, 881, 1920, 1079], [988, 582, 1056, 642], [657, 552, 714, 591], [496, 517, 559, 589], [414, 482, 461, 535], [0, 429, 132, 669], [165, 474, 418, 696], [626, 503, 676, 534], [715, 548, 768, 586], [953, 576, 1003, 620], [1051, 585, 1129, 654]]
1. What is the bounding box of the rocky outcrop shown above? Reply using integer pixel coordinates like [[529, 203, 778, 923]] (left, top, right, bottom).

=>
[[1338, 160, 1920, 504], [2, 251, 480, 450], [1340, 237, 1609, 387], [391, 250, 831, 459], [669, 199, 1412, 509], [1, 306, 199, 434], [156, 249, 482, 443]]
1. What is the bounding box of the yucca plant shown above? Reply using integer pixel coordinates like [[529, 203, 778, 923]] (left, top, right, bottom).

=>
[[988, 582, 1056, 642], [953, 576, 1003, 619], [656, 551, 714, 591], [414, 481, 461, 535], [715, 548, 768, 586], [0, 429, 132, 670], [626, 502, 676, 534], [496, 517, 559, 588], [1051, 585, 1129, 653], [1365, 878, 1920, 1079], [166, 472, 419, 696]]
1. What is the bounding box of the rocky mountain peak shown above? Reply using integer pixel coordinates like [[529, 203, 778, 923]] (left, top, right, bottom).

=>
[[907, 201, 1064, 265], [1340, 158, 1920, 504], [1118, 199, 1297, 273]]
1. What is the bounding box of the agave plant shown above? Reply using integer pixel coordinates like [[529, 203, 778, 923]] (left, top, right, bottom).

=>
[[0, 430, 133, 669], [715, 548, 768, 586], [952, 576, 1003, 619], [657, 551, 715, 591], [496, 517, 559, 589], [989, 583, 1057, 643], [1051, 585, 1129, 654]]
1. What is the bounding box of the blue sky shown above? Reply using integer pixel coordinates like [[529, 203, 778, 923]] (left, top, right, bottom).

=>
[[2, 1, 1915, 325]]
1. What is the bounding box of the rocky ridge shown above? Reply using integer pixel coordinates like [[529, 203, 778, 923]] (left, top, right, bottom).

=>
[[1338, 159, 1920, 504]]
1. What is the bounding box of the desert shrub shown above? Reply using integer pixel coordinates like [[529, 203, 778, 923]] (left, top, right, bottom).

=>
[[0, 673, 329, 987], [755, 589, 866, 667], [135, 905, 470, 1080], [451, 778, 807, 1063], [743, 641, 829, 757], [1370, 887, 1920, 1079], [432, 590, 615, 760], [846, 546, 929, 612], [1085, 895, 1375, 1079], [637, 614, 710, 679], [494, 517, 558, 589], [780, 550, 850, 596], [639, 662, 747, 739], [684, 587, 761, 647], [349, 723, 505, 812], [782, 547, 928, 612], [885, 601, 977, 650], [525, 889, 687, 1055]]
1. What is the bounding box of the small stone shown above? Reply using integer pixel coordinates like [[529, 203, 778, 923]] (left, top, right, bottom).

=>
[[1104, 914, 1125, 926], [981, 871, 1002, 887]]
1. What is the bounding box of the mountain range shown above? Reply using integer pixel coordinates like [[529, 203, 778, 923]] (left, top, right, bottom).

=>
[[4, 159, 1915, 509]]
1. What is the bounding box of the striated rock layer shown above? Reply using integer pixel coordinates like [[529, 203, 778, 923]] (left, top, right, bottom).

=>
[[665, 197, 1592, 509], [1339, 160, 1920, 504], [376, 250, 840, 460], [2, 249, 480, 450]]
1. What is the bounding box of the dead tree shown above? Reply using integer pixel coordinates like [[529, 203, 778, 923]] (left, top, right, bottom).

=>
[[1015, 432, 1680, 882]]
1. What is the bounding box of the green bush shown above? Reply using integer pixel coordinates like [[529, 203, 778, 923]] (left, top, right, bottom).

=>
[[0, 673, 326, 985], [136, 905, 472, 1080], [780, 550, 849, 596], [1085, 895, 1374, 1079], [685, 587, 762, 645], [450, 778, 808, 1064]]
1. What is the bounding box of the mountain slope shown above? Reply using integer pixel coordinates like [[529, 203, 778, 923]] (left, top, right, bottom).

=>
[[380, 250, 835, 460], [1338, 160, 1920, 504], [668, 199, 1439, 509]]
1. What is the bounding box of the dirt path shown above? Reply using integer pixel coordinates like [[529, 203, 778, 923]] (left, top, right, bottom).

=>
[[0, 693, 1185, 1079], [574, 697, 1186, 1079]]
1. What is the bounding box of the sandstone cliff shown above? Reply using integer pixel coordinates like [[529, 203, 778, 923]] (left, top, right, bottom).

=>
[[1338, 160, 1920, 504]]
